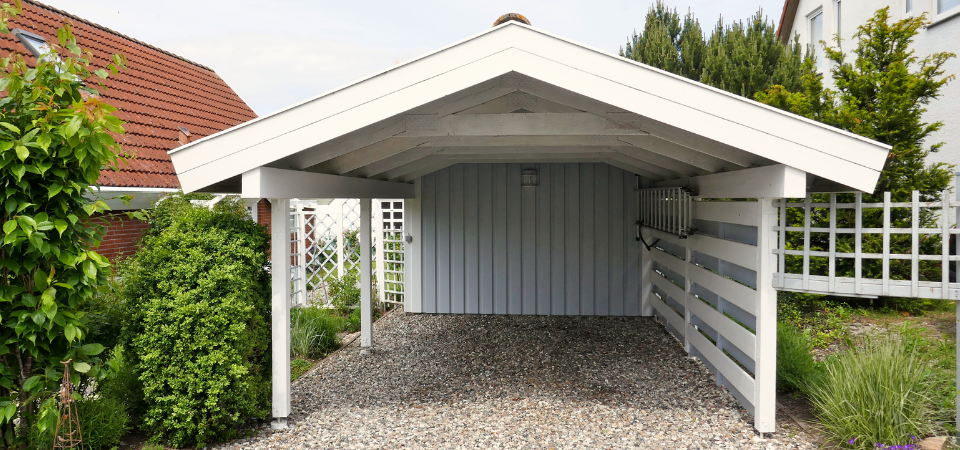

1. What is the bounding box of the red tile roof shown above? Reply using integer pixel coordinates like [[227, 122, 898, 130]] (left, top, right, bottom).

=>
[[0, 0, 258, 188]]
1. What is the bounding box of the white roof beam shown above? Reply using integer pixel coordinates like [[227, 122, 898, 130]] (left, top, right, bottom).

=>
[[398, 112, 647, 138], [242, 167, 415, 199], [652, 164, 807, 199], [455, 91, 582, 114], [617, 135, 741, 173]]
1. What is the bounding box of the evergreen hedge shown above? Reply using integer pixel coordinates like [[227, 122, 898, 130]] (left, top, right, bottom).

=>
[[121, 195, 271, 447]]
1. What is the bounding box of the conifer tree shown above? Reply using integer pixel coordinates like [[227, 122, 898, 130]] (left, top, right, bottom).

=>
[[621, 2, 803, 98]]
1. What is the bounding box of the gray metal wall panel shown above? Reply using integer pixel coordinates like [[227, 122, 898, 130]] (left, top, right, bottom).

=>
[[579, 164, 595, 316], [550, 166, 566, 315], [464, 164, 480, 314], [594, 164, 610, 317], [625, 170, 641, 316], [507, 164, 522, 315], [436, 168, 451, 314], [422, 172, 437, 313], [478, 164, 494, 314], [418, 163, 641, 317], [564, 163, 581, 316], [493, 164, 508, 314], [521, 165, 537, 315], [536, 164, 552, 316], [451, 164, 465, 314], [609, 168, 625, 316]]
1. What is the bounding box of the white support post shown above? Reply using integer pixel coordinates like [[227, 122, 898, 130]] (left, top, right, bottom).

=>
[[682, 235, 692, 353], [374, 200, 386, 303], [270, 198, 291, 428], [360, 198, 373, 349], [639, 178, 653, 316], [405, 180, 423, 313], [911, 190, 920, 298], [802, 195, 811, 291], [955, 173, 959, 433], [754, 197, 778, 434]]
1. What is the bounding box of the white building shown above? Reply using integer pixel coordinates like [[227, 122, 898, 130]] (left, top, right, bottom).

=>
[[777, 0, 960, 169]]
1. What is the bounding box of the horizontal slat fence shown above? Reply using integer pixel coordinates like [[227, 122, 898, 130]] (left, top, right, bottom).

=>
[[643, 196, 764, 420], [773, 190, 960, 300]]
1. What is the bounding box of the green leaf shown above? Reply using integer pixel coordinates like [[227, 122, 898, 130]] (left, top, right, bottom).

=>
[[22, 375, 43, 392], [14, 145, 27, 161], [31, 310, 44, 325], [11, 165, 24, 182], [2, 403, 14, 422], [47, 183, 63, 198], [82, 260, 96, 279], [63, 115, 82, 138], [64, 323, 77, 342], [77, 343, 105, 356], [72, 362, 91, 374], [34, 269, 48, 291], [54, 219, 67, 237], [2, 220, 15, 235], [0, 122, 20, 134]]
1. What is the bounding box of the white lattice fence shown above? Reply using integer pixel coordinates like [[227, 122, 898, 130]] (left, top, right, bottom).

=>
[[290, 199, 404, 306]]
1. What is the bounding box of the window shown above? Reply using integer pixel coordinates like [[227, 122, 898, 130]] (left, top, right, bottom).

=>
[[905, 0, 914, 13], [809, 9, 825, 71], [834, 0, 842, 44], [12, 29, 52, 59], [938, 0, 960, 14]]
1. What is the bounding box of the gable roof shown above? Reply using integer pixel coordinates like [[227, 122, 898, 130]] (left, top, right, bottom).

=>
[[0, 0, 258, 189], [170, 21, 890, 194]]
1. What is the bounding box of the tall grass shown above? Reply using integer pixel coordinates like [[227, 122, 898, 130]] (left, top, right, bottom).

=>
[[776, 321, 819, 394], [290, 307, 345, 359], [807, 336, 943, 448]]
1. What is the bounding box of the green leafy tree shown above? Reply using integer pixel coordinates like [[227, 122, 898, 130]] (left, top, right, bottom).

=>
[[758, 8, 955, 284], [0, 3, 128, 446], [621, 2, 804, 98]]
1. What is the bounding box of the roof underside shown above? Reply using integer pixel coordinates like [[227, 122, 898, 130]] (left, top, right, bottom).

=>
[[171, 22, 890, 195]]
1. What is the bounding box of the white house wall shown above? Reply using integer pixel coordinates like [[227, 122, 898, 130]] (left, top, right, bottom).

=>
[[784, 0, 960, 169], [418, 163, 642, 316]]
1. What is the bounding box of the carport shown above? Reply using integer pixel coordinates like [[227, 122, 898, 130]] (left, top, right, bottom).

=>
[[169, 18, 891, 434]]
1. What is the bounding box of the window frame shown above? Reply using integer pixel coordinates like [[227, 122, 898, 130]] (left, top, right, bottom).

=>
[[932, 0, 960, 24], [807, 7, 826, 71]]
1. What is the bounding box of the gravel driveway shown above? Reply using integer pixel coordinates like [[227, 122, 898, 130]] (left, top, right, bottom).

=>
[[222, 309, 816, 449]]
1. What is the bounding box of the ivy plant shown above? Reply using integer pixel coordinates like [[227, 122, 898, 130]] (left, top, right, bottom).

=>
[[0, 2, 128, 446]]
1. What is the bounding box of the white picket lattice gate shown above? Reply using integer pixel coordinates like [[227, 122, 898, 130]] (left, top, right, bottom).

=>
[[289, 199, 405, 307]]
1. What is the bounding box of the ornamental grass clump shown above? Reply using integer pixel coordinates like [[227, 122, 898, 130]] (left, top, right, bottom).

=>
[[776, 321, 820, 394], [808, 336, 942, 449]]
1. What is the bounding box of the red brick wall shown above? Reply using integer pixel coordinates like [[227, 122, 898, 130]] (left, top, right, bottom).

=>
[[257, 199, 271, 231], [91, 213, 150, 262]]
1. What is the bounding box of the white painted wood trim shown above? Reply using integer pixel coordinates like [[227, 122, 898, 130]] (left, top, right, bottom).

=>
[[687, 324, 756, 411], [270, 198, 291, 419], [689, 234, 758, 271], [687, 264, 758, 315], [242, 167, 415, 199], [687, 294, 756, 360], [753, 198, 778, 433], [651, 292, 685, 333], [653, 165, 806, 200], [692, 201, 759, 227], [360, 198, 373, 348]]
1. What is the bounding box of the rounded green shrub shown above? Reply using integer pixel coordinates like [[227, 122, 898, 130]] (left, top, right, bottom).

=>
[[122, 195, 271, 447]]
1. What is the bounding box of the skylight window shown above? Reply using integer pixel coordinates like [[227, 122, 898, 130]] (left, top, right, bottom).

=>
[[12, 29, 53, 61]]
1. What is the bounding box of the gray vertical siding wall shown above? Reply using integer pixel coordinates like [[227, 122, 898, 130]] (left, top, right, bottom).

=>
[[419, 163, 641, 316]]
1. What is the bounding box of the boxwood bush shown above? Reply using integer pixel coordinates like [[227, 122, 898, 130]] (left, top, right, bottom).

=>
[[121, 195, 271, 447]]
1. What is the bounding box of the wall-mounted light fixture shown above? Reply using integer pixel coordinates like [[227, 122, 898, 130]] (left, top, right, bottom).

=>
[[521, 169, 538, 187]]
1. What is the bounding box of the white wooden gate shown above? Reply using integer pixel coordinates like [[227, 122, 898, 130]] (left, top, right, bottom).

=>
[[290, 199, 405, 306]]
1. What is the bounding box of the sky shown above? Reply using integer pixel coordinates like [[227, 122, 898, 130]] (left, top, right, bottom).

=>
[[39, 0, 786, 116]]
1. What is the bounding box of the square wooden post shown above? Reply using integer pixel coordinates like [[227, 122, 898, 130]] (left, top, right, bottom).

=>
[[754, 197, 779, 433], [360, 198, 373, 348], [270, 198, 291, 428]]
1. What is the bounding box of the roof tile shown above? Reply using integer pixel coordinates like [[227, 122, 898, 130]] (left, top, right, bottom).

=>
[[1, 0, 257, 189]]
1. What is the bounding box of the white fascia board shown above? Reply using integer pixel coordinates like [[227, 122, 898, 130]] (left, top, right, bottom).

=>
[[242, 167, 415, 199], [172, 22, 889, 193], [653, 165, 807, 199]]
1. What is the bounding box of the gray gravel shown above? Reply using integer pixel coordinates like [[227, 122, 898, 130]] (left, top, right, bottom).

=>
[[220, 310, 817, 449]]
